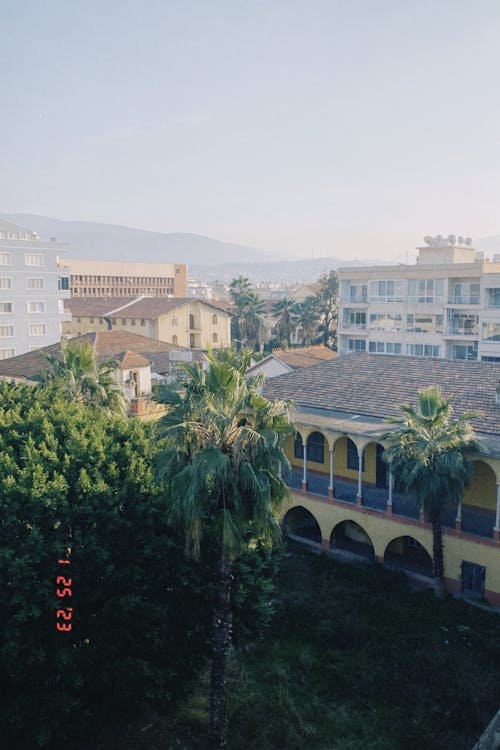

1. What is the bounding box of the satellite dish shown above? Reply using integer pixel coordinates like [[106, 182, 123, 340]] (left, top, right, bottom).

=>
[[423, 235, 432, 245], [457, 235, 464, 245], [447, 234, 456, 245], [435, 234, 443, 243], [465, 237, 472, 245]]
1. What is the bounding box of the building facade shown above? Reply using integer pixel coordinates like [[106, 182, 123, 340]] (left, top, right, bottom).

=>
[[0, 218, 70, 358], [263, 352, 500, 604], [60, 258, 188, 298], [63, 296, 231, 349], [337, 235, 500, 362]]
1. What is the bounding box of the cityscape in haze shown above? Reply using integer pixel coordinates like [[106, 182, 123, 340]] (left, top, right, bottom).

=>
[[2, 3, 500, 750]]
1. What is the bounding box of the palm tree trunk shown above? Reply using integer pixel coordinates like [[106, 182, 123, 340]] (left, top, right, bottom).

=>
[[431, 512, 446, 598], [209, 557, 233, 750]]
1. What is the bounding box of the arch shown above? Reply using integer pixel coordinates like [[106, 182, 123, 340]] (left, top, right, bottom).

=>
[[172, 335, 178, 346], [189, 333, 195, 348], [189, 313, 195, 330], [212, 313, 218, 324], [384, 536, 433, 577], [363, 441, 387, 488], [463, 459, 497, 512], [333, 435, 364, 481], [330, 520, 374, 560], [293, 431, 304, 460], [212, 332, 218, 343], [282, 506, 322, 545], [306, 431, 325, 464]]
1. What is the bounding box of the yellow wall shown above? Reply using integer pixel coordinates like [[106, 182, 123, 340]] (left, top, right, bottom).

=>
[[285, 432, 377, 484], [463, 460, 497, 511], [282, 492, 500, 602]]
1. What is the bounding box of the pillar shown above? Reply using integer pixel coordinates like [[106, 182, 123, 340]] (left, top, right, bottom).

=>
[[328, 447, 334, 499], [494, 483, 500, 542], [386, 468, 393, 517], [301, 442, 307, 492], [356, 445, 363, 505], [455, 500, 462, 533]]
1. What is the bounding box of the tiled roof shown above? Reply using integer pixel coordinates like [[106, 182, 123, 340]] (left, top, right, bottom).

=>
[[65, 297, 231, 318], [112, 350, 151, 369], [272, 345, 337, 369], [0, 331, 184, 380], [262, 352, 500, 435]]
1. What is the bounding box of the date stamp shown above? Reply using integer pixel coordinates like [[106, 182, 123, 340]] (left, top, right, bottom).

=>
[[56, 555, 73, 632]]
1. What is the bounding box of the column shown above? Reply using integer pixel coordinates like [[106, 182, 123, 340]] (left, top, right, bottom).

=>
[[386, 468, 393, 517], [356, 446, 363, 505], [328, 447, 334, 499], [301, 442, 307, 492], [455, 500, 462, 533], [494, 483, 500, 541]]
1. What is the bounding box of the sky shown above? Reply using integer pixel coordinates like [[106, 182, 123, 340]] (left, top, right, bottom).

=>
[[2, 0, 500, 262]]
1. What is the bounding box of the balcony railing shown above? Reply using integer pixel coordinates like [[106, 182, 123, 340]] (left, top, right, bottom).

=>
[[447, 296, 480, 305], [340, 322, 367, 330], [445, 326, 479, 336], [286, 468, 496, 539]]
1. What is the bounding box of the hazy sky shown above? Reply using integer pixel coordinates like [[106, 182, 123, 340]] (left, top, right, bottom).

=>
[[2, 0, 500, 261]]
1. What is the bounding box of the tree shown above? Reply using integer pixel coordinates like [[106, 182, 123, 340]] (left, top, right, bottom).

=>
[[228, 276, 266, 351], [37, 340, 127, 414], [315, 270, 338, 349], [381, 387, 479, 598], [272, 297, 299, 348], [155, 348, 293, 749], [295, 295, 322, 346]]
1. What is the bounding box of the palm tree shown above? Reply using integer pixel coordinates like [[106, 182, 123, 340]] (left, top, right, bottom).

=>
[[229, 276, 265, 350], [381, 386, 479, 598], [38, 341, 127, 415], [155, 348, 293, 749], [272, 297, 299, 348], [295, 295, 322, 346]]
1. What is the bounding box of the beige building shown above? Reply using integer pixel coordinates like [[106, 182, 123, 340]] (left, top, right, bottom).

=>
[[59, 258, 188, 298], [63, 296, 231, 349], [337, 235, 500, 362]]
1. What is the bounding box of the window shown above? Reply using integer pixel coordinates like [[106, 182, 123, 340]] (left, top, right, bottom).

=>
[[212, 313, 218, 324], [27, 301, 45, 314], [482, 322, 500, 341], [0, 277, 12, 290], [461, 561, 485, 599], [171, 316, 178, 326], [294, 432, 304, 459], [29, 324, 47, 336], [0, 302, 13, 314], [172, 335, 178, 345], [58, 276, 70, 291], [343, 309, 366, 328], [307, 432, 325, 463], [486, 288, 500, 308], [0, 348, 15, 359], [368, 341, 401, 354], [406, 344, 441, 358], [0, 253, 11, 265], [407, 278, 444, 303], [368, 279, 405, 302], [347, 338, 366, 352], [369, 313, 402, 331], [24, 253, 44, 266], [131, 319, 136, 326], [451, 282, 480, 305], [26, 277, 44, 290], [189, 313, 195, 329], [406, 314, 435, 333], [0, 325, 14, 337], [346, 439, 364, 471], [452, 343, 478, 360], [121, 318, 127, 326], [212, 332, 218, 343]]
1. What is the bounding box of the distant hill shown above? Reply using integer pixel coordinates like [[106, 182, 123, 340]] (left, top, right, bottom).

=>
[[190, 257, 375, 284], [2, 214, 286, 266]]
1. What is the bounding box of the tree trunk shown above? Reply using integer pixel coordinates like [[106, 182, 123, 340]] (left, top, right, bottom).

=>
[[209, 557, 233, 750], [431, 512, 446, 598]]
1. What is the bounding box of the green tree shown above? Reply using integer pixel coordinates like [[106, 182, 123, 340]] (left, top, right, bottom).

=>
[[228, 276, 265, 351], [38, 340, 127, 414], [315, 270, 338, 349], [295, 295, 322, 346], [272, 297, 299, 348], [155, 349, 293, 749], [381, 386, 479, 597]]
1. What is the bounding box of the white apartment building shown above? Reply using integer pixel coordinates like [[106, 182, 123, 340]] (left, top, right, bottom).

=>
[[0, 218, 70, 359], [337, 235, 500, 362]]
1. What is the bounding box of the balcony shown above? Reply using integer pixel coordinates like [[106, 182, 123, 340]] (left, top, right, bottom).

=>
[[447, 296, 480, 305], [286, 468, 496, 539], [339, 322, 367, 331], [444, 326, 479, 337]]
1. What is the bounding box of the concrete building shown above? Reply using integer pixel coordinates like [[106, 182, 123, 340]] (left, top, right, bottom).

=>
[[63, 296, 231, 349], [337, 234, 500, 362], [263, 352, 500, 604], [0, 218, 70, 358], [60, 258, 188, 298]]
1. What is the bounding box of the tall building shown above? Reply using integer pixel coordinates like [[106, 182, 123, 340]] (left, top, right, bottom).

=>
[[59, 258, 188, 298], [0, 218, 70, 358], [337, 235, 500, 362]]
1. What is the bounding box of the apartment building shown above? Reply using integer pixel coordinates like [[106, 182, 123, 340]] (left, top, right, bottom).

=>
[[0, 218, 70, 358], [60, 258, 188, 298], [337, 235, 500, 362]]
